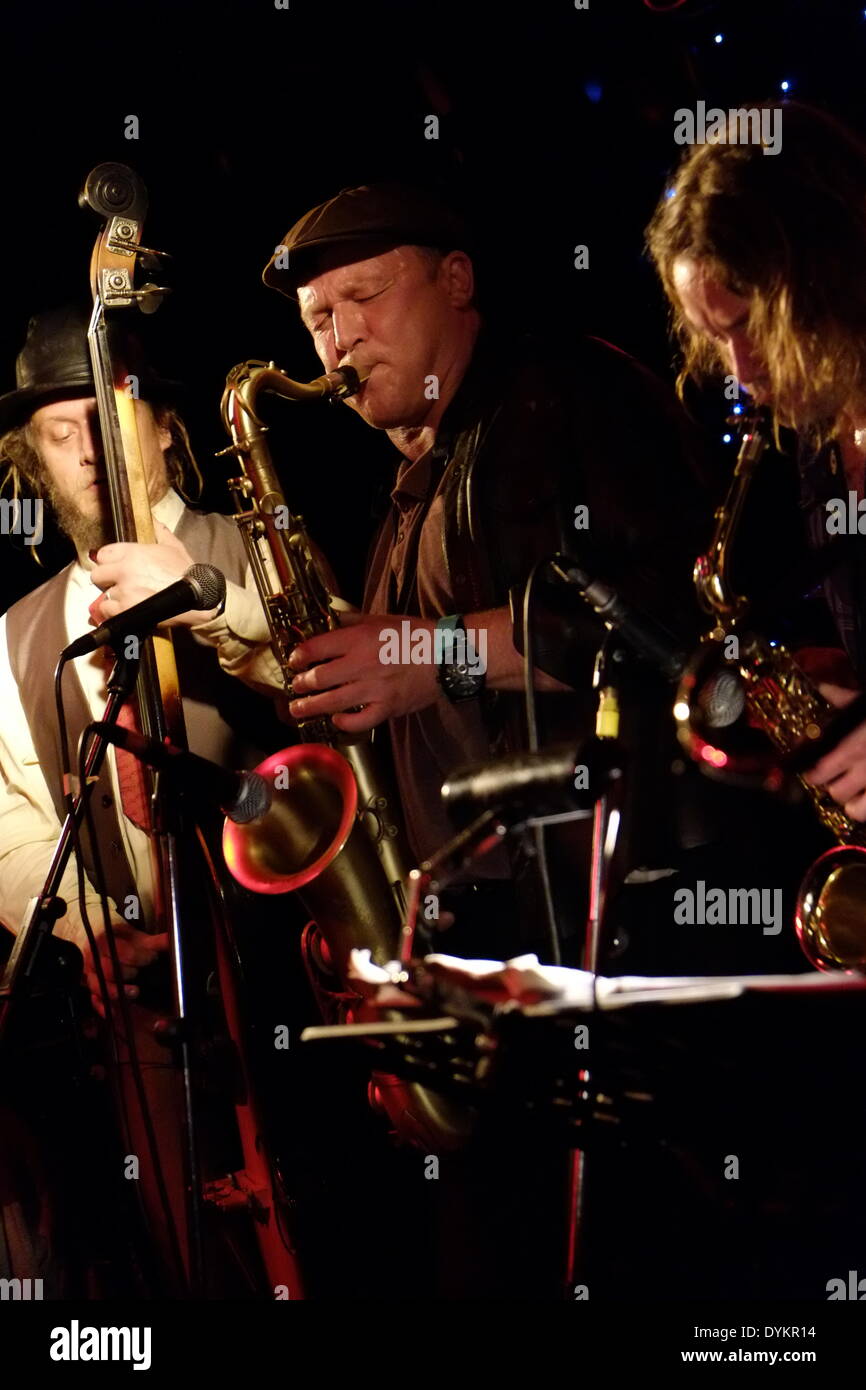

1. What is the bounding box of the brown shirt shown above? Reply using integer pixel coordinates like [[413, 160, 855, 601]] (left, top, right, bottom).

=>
[[364, 444, 509, 873], [362, 329, 711, 922]]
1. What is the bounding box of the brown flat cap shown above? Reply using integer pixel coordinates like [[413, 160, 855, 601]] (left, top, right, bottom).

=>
[[262, 182, 471, 299]]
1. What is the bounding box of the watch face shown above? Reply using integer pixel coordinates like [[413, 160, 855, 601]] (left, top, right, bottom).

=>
[[441, 662, 484, 701], [437, 617, 484, 700]]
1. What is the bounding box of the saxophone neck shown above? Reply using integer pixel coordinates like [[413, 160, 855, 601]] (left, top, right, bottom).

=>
[[695, 407, 772, 622], [223, 359, 367, 429]]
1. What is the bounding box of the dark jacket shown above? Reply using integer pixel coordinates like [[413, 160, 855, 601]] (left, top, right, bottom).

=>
[[366, 328, 712, 950]]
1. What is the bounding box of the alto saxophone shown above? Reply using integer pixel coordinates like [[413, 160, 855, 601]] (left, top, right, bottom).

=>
[[217, 359, 472, 1146], [676, 407, 866, 972]]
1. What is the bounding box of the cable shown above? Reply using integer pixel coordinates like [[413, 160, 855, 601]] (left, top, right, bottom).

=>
[[78, 721, 189, 1294], [520, 559, 562, 965], [54, 656, 72, 813], [54, 651, 148, 1273]]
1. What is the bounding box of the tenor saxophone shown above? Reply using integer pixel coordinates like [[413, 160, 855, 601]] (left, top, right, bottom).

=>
[[675, 408, 866, 972], [217, 359, 472, 1146]]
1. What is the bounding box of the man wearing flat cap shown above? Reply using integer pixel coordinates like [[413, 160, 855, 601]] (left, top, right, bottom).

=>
[[260, 183, 717, 1299], [0, 305, 291, 1293], [263, 181, 709, 964]]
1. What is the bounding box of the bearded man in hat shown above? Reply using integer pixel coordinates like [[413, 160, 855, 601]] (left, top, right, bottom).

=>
[[0, 306, 286, 1013], [0, 305, 291, 1294]]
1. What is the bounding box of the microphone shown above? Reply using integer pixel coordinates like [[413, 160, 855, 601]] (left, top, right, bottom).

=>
[[90, 722, 272, 824], [441, 737, 624, 828], [65, 564, 226, 658], [546, 558, 746, 731], [549, 559, 687, 681]]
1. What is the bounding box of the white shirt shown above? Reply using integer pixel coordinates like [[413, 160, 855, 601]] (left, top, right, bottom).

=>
[[0, 491, 283, 943]]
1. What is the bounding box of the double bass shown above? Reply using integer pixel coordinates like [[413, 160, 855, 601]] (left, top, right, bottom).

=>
[[78, 162, 302, 1298]]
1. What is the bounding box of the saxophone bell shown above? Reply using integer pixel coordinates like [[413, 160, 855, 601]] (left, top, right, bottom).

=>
[[674, 634, 777, 788], [796, 845, 866, 972], [222, 744, 357, 895]]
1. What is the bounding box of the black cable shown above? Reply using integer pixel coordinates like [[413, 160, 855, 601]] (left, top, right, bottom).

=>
[[54, 653, 104, 989], [520, 559, 562, 965], [56, 649, 150, 1273], [54, 651, 147, 1274], [54, 656, 72, 813], [521, 563, 544, 755], [78, 721, 189, 1294]]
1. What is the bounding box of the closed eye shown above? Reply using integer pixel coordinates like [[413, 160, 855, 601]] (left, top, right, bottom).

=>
[[359, 279, 394, 302], [308, 279, 393, 331]]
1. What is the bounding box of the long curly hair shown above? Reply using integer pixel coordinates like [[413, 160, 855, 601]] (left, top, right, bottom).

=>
[[646, 101, 866, 441]]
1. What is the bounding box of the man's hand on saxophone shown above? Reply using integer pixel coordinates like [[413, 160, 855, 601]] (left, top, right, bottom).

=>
[[287, 612, 443, 730], [287, 607, 571, 732]]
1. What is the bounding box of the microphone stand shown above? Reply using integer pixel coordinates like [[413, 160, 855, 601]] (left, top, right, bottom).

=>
[[399, 810, 508, 966], [568, 631, 625, 1298], [143, 715, 205, 1298], [103, 633, 205, 1296], [0, 647, 141, 1041], [584, 634, 625, 975], [0, 640, 203, 1298]]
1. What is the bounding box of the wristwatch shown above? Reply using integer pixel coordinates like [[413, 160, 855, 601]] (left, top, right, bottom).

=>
[[436, 614, 485, 703]]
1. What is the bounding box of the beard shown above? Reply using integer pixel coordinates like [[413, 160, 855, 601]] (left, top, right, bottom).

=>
[[42, 475, 112, 554]]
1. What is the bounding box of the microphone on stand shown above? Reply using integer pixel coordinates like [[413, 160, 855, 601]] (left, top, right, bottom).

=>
[[441, 737, 624, 829], [90, 722, 271, 824], [64, 564, 226, 658], [545, 558, 745, 729], [547, 558, 687, 681]]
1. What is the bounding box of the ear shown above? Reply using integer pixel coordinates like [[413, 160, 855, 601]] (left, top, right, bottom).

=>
[[442, 251, 475, 310]]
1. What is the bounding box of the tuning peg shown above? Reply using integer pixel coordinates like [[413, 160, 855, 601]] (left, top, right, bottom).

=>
[[136, 283, 171, 315]]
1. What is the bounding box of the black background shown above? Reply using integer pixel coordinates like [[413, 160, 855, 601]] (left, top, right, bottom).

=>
[[0, 0, 862, 602], [1, 0, 864, 1311]]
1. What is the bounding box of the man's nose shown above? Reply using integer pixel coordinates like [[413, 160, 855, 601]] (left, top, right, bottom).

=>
[[332, 301, 366, 359], [81, 414, 104, 464]]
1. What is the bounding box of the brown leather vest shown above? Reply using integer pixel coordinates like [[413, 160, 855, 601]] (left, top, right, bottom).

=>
[[5, 508, 285, 914]]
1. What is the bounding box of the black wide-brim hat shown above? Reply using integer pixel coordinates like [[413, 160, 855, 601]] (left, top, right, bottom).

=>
[[262, 182, 472, 300], [0, 304, 181, 434]]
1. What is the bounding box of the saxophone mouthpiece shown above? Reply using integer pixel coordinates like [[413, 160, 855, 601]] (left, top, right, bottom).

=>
[[326, 362, 368, 401]]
